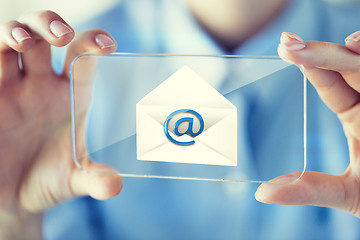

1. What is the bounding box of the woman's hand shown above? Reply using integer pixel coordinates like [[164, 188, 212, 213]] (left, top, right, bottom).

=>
[[255, 31, 360, 217], [0, 11, 123, 239]]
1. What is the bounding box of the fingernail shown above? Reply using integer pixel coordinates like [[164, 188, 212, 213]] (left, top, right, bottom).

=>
[[254, 188, 267, 202], [345, 31, 360, 43], [279, 32, 306, 51], [95, 34, 115, 49], [11, 27, 31, 43], [255, 173, 301, 203], [50, 20, 73, 38]]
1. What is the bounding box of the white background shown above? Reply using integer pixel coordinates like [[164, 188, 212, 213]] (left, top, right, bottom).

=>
[[1, 0, 360, 25], [0, 0, 122, 25]]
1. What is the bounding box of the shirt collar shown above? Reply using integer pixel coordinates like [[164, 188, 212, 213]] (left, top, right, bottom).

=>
[[159, 0, 320, 88], [160, 0, 223, 55]]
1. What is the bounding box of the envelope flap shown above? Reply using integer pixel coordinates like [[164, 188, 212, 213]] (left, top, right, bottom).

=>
[[137, 66, 235, 109], [138, 105, 234, 131]]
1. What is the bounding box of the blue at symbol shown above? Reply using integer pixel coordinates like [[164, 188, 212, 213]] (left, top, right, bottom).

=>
[[164, 109, 204, 146]]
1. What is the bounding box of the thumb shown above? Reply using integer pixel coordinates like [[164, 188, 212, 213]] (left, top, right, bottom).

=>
[[70, 162, 123, 200], [255, 171, 353, 213]]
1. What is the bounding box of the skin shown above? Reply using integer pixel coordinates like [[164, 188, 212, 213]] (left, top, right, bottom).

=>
[[256, 32, 360, 217], [186, 0, 288, 51], [0, 11, 123, 239], [1, 1, 360, 238], [188, 0, 360, 216]]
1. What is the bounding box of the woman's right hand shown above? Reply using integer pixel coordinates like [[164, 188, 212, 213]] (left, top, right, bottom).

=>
[[0, 11, 123, 239]]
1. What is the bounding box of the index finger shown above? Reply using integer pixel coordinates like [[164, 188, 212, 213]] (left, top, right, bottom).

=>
[[278, 33, 360, 93], [278, 32, 360, 114]]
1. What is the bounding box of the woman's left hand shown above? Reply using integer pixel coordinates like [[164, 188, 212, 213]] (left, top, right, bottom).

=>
[[255, 31, 360, 217]]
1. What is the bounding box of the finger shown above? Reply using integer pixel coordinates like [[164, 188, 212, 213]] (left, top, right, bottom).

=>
[[70, 162, 123, 200], [255, 171, 357, 216], [69, 114, 122, 200], [0, 51, 20, 87], [338, 106, 360, 143], [0, 21, 35, 85], [17, 11, 74, 76], [345, 31, 360, 55], [278, 32, 360, 93], [0, 21, 34, 52], [18, 11, 74, 46], [301, 67, 360, 113], [63, 29, 117, 79]]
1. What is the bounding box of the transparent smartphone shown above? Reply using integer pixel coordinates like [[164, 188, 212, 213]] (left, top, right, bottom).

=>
[[70, 53, 307, 183]]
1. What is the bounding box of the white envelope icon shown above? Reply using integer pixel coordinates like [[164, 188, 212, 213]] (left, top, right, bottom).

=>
[[136, 66, 237, 166]]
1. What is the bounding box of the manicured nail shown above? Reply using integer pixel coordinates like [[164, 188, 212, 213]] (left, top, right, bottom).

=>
[[11, 27, 31, 43], [345, 31, 360, 43], [279, 32, 306, 51], [50, 20, 73, 38], [95, 34, 115, 49]]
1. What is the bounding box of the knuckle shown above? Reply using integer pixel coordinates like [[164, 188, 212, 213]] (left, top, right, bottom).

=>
[[75, 29, 108, 44], [82, 29, 109, 38], [31, 10, 61, 25], [0, 20, 20, 31], [37, 10, 59, 21], [338, 104, 360, 128], [18, 10, 62, 24], [342, 175, 360, 216], [306, 40, 321, 47], [347, 122, 360, 140], [351, 59, 360, 74], [91, 28, 108, 34]]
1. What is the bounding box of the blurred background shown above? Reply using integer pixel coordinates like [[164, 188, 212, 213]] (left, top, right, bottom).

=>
[[1, 0, 360, 239], [0, 0, 122, 25], [0, 0, 359, 25]]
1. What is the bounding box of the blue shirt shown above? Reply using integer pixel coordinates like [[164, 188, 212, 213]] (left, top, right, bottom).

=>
[[46, 0, 360, 239]]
